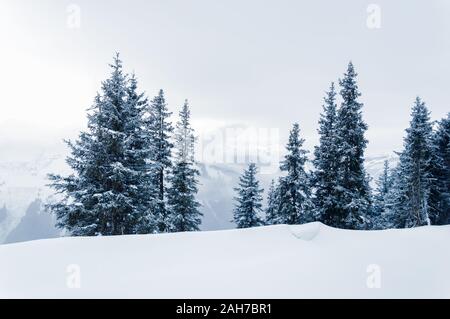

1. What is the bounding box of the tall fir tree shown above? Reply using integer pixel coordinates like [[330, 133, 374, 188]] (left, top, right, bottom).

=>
[[372, 160, 394, 229], [312, 82, 340, 225], [383, 165, 403, 229], [430, 113, 450, 225], [233, 163, 265, 229], [391, 97, 434, 227], [123, 73, 156, 233], [265, 179, 279, 225], [335, 62, 372, 229], [167, 100, 202, 232], [48, 54, 152, 236], [278, 123, 312, 225], [145, 89, 174, 233]]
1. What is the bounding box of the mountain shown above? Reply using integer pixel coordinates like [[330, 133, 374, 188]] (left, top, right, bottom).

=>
[[1, 222, 448, 298], [4, 199, 59, 244], [196, 162, 277, 230], [0, 153, 68, 243], [0, 205, 6, 224], [365, 154, 399, 184]]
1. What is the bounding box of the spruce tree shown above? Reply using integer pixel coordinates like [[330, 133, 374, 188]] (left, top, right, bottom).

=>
[[335, 62, 372, 229], [383, 166, 404, 229], [145, 89, 174, 232], [265, 179, 279, 225], [48, 54, 151, 236], [430, 113, 450, 225], [391, 97, 434, 227], [125, 74, 156, 233], [167, 100, 202, 232], [233, 163, 265, 229], [278, 123, 312, 225], [312, 82, 340, 225], [372, 160, 393, 229]]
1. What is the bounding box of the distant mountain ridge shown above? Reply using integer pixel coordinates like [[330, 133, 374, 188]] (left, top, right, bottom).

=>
[[3, 199, 59, 244]]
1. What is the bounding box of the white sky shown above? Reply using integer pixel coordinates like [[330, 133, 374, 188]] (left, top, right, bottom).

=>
[[1, 0, 450, 161]]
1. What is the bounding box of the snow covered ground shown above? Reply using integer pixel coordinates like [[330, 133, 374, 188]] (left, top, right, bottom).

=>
[[1, 222, 449, 299]]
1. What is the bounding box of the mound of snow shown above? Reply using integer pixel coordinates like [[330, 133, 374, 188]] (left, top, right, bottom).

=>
[[0, 223, 449, 298]]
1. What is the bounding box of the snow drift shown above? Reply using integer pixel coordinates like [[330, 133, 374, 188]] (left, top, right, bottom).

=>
[[0, 222, 449, 298]]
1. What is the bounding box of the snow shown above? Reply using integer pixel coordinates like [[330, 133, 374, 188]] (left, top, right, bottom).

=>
[[1, 222, 449, 299]]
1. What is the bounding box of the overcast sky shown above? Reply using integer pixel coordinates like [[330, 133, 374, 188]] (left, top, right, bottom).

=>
[[1, 0, 449, 161]]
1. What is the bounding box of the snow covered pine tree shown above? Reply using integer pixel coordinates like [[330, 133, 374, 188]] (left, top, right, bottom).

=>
[[167, 100, 202, 232], [265, 179, 280, 225], [277, 123, 313, 225], [372, 160, 394, 229], [312, 82, 340, 226], [48, 54, 152, 236], [233, 163, 265, 229], [334, 62, 372, 229], [391, 97, 435, 227], [126, 74, 156, 234], [145, 89, 174, 233], [430, 113, 450, 225]]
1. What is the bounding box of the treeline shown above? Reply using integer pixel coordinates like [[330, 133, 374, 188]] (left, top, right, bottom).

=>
[[233, 63, 450, 230], [49, 55, 449, 236], [48, 54, 202, 236]]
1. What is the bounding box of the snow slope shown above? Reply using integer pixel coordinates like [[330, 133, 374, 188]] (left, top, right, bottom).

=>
[[1, 222, 449, 299]]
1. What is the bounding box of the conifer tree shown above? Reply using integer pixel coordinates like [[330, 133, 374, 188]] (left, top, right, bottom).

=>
[[335, 62, 372, 229], [372, 160, 393, 229], [278, 123, 312, 225], [145, 89, 174, 232], [48, 54, 151, 236], [265, 179, 279, 225], [391, 97, 434, 227], [167, 100, 202, 232], [233, 163, 265, 229], [383, 166, 403, 229], [430, 113, 450, 225], [123, 73, 155, 233], [312, 82, 340, 225]]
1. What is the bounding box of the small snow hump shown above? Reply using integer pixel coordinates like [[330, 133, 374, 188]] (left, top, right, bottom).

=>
[[288, 222, 322, 241]]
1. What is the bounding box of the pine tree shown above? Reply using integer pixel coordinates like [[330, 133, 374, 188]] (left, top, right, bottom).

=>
[[383, 165, 403, 229], [125, 74, 156, 233], [391, 97, 434, 227], [145, 89, 174, 233], [335, 62, 372, 229], [278, 123, 312, 225], [312, 82, 340, 225], [48, 54, 151, 236], [233, 163, 265, 229], [167, 100, 202, 232], [265, 179, 279, 225], [430, 113, 450, 225], [372, 160, 393, 229]]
